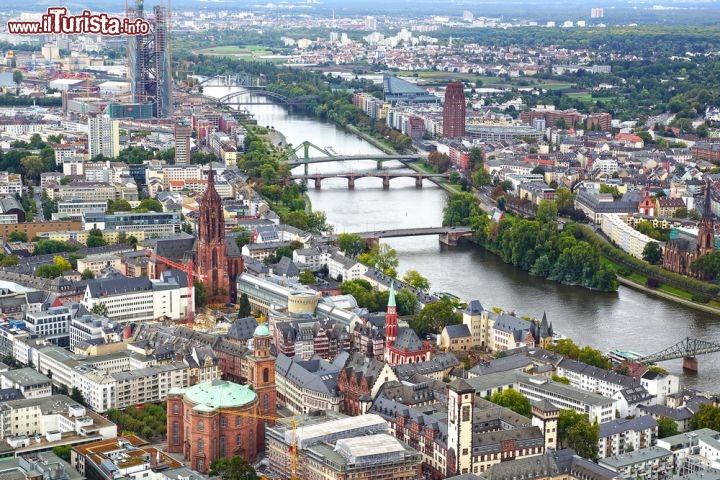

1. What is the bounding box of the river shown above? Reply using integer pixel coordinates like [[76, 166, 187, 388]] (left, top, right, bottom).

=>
[[204, 85, 720, 391]]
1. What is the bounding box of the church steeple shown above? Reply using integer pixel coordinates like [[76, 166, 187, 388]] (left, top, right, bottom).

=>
[[195, 163, 230, 304], [384, 281, 398, 352], [699, 180, 715, 256]]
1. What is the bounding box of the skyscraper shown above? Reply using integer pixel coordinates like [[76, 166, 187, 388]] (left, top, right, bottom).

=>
[[174, 122, 192, 165], [443, 81, 466, 138], [88, 116, 120, 159], [195, 166, 230, 304], [127, 0, 172, 118]]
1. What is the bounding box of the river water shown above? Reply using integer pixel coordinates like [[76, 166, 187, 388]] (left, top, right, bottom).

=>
[[204, 85, 720, 392]]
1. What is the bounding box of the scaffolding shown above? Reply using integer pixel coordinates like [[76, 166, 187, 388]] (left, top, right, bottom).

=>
[[126, 0, 172, 118]]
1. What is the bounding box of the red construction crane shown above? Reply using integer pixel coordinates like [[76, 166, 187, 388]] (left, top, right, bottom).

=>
[[145, 250, 204, 327]]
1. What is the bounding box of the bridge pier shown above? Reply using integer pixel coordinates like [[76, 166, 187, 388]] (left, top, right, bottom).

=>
[[382, 176, 390, 190], [314, 178, 322, 190], [365, 237, 380, 250], [416, 176, 423, 188], [348, 176, 355, 189], [683, 356, 698, 372]]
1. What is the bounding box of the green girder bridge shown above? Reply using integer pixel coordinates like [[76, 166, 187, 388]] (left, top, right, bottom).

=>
[[638, 337, 720, 371], [280, 141, 420, 175]]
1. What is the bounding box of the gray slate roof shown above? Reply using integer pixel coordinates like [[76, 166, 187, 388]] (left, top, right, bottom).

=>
[[599, 415, 658, 438]]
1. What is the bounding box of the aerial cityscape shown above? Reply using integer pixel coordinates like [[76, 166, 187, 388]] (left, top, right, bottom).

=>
[[1, 1, 720, 479]]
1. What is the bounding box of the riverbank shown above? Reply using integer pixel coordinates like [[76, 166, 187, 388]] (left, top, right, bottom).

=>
[[616, 276, 720, 315]]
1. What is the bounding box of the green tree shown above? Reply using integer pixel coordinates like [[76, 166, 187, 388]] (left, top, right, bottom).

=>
[[107, 199, 132, 214], [86, 232, 107, 248], [7, 231, 27, 242], [91, 303, 109, 317], [81, 269, 95, 280], [558, 410, 599, 459], [306, 211, 333, 235], [53, 444, 71, 462], [70, 387, 85, 405], [577, 346, 612, 370], [402, 270, 430, 291], [469, 147, 483, 169], [135, 198, 163, 213], [12, 70, 23, 86], [337, 233, 366, 256], [299, 270, 316, 285], [194, 280, 208, 308], [555, 187, 575, 213], [552, 375, 571, 385], [599, 184, 622, 200], [238, 293, 252, 317], [409, 297, 461, 337], [358, 243, 399, 278], [34, 240, 79, 255], [20, 155, 45, 183], [234, 229, 252, 250], [657, 416, 679, 439], [395, 288, 417, 316], [690, 404, 720, 431], [536, 200, 558, 223], [36, 264, 63, 278], [489, 389, 532, 417], [209, 456, 259, 480], [643, 242, 663, 265]]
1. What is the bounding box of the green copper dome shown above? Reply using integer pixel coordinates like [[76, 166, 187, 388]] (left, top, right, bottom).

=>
[[254, 324, 271, 337], [184, 380, 256, 410]]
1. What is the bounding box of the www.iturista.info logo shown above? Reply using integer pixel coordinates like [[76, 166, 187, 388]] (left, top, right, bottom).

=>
[[7, 7, 151, 35]]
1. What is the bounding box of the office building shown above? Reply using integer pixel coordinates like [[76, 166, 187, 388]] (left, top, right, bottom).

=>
[[174, 122, 192, 165], [443, 81, 466, 138]]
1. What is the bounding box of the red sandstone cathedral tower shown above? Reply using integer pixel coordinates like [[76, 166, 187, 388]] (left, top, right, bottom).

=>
[[196, 166, 230, 304]]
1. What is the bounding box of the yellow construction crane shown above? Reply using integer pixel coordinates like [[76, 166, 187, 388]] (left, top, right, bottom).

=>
[[214, 408, 301, 480]]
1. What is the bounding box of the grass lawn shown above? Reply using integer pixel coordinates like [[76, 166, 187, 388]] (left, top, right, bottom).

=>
[[627, 272, 648, 284], [658, 284, 695, 300], [194, 45, 273, 57], [565, 92, 615, 103]]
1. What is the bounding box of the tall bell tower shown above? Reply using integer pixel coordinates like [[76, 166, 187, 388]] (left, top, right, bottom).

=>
[[195, 166, 230, 304]]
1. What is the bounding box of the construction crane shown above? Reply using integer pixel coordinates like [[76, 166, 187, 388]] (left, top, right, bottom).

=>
[[145, 250, 204, 327], [213, 408, 301, 480]]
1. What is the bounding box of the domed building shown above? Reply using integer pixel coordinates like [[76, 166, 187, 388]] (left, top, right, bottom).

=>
[[166, 379, 261, 473]]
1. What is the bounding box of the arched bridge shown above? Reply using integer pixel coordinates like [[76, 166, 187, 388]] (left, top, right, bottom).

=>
[[637, 337, 720, 371], [288, 171, 449, 189], [286, 154, 420, 169], [333, 226, 474, 247], [217, 88, 316, 106]]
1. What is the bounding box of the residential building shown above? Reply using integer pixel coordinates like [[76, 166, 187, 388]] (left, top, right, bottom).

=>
[[598, 446, 673, 480], [328, 251, 368, 281], [337, 352, 398, 416], [438, 324, 472, 352], [601, 213, 658, 259], [73, 435, 183, 480], [88, 116, 120, 159], [598, 416, 658, 459], [174, 122, 192, 165], [0, 395, 116, 452], [0, 368, 52, 399]]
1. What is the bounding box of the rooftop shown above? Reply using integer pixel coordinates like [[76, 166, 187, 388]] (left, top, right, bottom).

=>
[[171, 380, 256, 411]]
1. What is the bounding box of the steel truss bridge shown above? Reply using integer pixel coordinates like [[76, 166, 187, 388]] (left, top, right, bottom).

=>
[[638, 337, 720, 371]]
